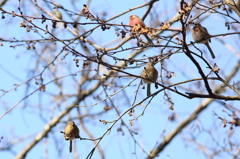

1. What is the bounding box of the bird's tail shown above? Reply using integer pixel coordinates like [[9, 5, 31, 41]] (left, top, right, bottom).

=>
[[69, 140, 72, 153], [147, 83, 151, 96], [205, 42, 215, 59], [143, 33, 154, 46]]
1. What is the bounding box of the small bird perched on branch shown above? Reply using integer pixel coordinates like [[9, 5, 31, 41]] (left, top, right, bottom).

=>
[[129, 15, 154, 45], [63, 121, 80, 153], [192, 23, 215, 59], [141, 61, 158, 96], [53, 6, 62, 20]]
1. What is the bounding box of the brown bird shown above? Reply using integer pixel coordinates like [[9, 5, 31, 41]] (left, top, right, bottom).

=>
[[192, 23, 215, 59], [141, 62, 158, 96], [128, 15, 154, 45], [63, 121, 80, 153]]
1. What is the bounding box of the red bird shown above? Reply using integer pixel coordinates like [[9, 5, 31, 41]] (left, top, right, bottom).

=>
[[128, 15, 154, 45], [129, 15, 145, 29]]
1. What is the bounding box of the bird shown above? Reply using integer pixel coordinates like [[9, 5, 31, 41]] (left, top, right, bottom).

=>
[[53, 7, 62, 20], [128, 15, 154, 45], [141, 62, 158, 96], [192, 23, 215, 59], [63, 121, 80, 153]]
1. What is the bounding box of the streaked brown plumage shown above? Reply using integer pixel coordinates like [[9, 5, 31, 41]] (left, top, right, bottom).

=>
[[141, 62, 158, 96], [192, 23, 215, 59], [64, 121, 80, 153]]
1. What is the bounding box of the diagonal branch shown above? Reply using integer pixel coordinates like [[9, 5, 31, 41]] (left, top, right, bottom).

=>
[[146, 59, 240, 159]]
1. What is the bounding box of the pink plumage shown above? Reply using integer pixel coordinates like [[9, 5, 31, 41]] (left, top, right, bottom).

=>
[[129, 15, 145, 30], [128, 15, 154, 45]]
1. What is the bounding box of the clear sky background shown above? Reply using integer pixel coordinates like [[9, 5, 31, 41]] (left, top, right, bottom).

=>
[[0, 0, 240, 159]]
